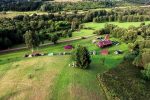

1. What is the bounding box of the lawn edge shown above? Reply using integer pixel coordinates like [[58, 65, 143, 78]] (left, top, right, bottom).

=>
[[97, 73, 112, 100]]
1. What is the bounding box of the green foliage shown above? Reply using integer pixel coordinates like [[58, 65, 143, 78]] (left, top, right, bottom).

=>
[[0, 14, 71, 49], [68, 30, 72, 37], [23, 30, 40, 52], [99, 61, 150, 99], [105, 23, 117, 34], [51, 34, 59, 44], [141, 63, 150, 81], [111, 27, 126, 38], [124, 51, 138, 61], [133, 53, 143, 68], [71, 18, 79, 31], [122, 29, 138, 42], [62, 30, 68, 38], [0, 1, 42, 11], [74, 45, 91, 69]]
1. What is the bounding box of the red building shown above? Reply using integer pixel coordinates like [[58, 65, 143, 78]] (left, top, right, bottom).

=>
[[101, 49, 109, 55], [64, 45, 73, 50], [97, 40, 112, 48]]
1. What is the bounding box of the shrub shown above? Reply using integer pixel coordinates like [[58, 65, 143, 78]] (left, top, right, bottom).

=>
[[51, 34, 59, 44], [124, 52, 138, 61], [141, 63, 150, 81], [68, 30, 72, 37]]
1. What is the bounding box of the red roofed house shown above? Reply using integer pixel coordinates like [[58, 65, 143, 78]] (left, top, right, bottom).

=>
[[97, 40, 112, 48], [101, 49, 109, 55], [97, 34, 112, 48]]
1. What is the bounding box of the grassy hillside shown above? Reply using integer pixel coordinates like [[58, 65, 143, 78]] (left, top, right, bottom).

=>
[[0, 36, 128, 99], [0, 55, 106, 100]]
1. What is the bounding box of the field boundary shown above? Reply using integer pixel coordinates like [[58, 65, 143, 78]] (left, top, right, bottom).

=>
[[0, 34, 96, 54], [97, 74, 112, 100]]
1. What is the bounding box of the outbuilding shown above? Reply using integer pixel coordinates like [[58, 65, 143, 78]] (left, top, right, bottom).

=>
[[101, 49, 109, 55], [64, 45, 73, 50], [97, 40, 112, 48]]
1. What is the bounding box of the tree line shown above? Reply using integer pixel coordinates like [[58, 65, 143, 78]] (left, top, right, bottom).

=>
[[0, 1, 42, 11], [0, 13, 76, 50], [0, 1, 127, 12]]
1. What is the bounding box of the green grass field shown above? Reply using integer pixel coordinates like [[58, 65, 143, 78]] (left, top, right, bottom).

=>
[[1, 21, 149, 99], [0, 35, 128, 99], [84, 21, 150, 30]]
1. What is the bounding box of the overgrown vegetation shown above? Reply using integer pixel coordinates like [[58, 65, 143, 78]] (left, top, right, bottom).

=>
[[98, 61, 150, 100]]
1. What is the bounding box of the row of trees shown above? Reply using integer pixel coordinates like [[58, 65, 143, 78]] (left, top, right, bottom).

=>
[[40, 1, 117, 12], [93, 15, 150, 23], [0, 1, 42, 11], [0, 1, 120, 12], [82, 7, 150, 23]]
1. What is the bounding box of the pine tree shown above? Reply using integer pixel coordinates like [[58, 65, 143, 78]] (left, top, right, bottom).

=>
[[74, 45, 91, 69]]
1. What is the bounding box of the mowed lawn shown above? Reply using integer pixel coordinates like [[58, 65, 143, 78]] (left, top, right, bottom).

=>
[[0, 55, 107, 100]]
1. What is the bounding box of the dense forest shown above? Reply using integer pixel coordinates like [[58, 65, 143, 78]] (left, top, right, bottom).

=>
[[0, 14, 73, 49]]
